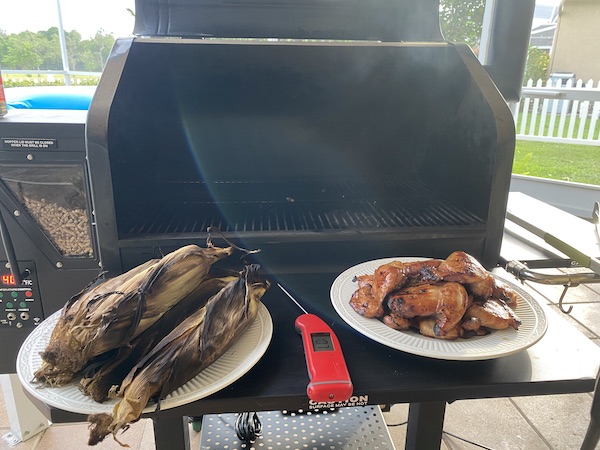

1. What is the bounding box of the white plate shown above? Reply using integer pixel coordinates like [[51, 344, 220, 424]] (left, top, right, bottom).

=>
[[16, 302, 272, 414], [331, 257, 547, 361]]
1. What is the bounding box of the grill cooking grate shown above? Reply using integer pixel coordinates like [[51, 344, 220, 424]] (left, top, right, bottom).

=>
[[118, 179, 485, 237]]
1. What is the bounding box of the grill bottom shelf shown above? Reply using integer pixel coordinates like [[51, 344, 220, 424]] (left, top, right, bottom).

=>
[[198, 406, 396, 450]]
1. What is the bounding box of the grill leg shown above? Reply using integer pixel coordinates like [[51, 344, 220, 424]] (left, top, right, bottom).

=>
[[152, 415, 190, 450], [405, 401, 446, 450]]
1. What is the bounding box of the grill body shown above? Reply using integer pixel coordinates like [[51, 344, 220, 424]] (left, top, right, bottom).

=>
[[88, 37, 515, 275]]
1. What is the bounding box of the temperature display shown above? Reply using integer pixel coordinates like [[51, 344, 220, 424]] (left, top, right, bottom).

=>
[[1, 274, 16, 286], [311, 332, 334, 352]]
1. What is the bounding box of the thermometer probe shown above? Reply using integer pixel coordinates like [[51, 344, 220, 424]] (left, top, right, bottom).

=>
[[278, 283, 353, 403]]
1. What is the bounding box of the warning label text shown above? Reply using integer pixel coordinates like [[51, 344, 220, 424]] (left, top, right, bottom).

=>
[[2, 138, 57, 149]]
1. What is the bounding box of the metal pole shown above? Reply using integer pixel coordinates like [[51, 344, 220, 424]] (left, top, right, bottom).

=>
[[55, 0, 71, 86], [478, 0, 497, 65]]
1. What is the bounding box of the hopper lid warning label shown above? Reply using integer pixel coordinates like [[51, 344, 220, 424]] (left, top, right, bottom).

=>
[[2, 138, 58, 150]]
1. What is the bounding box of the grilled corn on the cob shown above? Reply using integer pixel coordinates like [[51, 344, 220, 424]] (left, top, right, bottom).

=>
[[79, 274, 237, 402], [34, 244, 233, 386], [88, 264, 269, 446]]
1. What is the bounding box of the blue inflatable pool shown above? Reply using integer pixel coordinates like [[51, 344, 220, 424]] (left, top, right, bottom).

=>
[[5, 86, 96, 110]]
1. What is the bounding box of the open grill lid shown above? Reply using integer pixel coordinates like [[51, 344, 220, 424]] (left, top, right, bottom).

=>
[[132, 0, 443, 42], [131, 0, 536, 102]]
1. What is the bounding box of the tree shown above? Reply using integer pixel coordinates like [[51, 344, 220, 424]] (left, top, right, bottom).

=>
[[0, 31, 8, 61], [38, 28, 63, 69], [2, 32, 47, 69], [74, 30, 115, 71], [524, 46, 550, 82], [439, 0, 486, 48], [0, 28, 115, 73]]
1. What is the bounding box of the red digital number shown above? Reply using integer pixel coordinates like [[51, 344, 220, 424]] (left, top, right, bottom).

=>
[[1, 274, 15, 285]]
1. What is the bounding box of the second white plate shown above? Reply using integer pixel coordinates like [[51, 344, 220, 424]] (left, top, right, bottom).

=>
[[331, 257, 547, 361]]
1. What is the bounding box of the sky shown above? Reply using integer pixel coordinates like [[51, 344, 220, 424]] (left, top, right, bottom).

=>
[[0, 0, 561, 40], [0, 0, 136, 39]]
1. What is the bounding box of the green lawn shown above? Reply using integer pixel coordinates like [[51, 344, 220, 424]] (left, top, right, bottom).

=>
[[513, 140, 600, 186]]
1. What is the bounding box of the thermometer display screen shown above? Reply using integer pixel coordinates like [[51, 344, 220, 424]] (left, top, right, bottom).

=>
[[311, 332, 334, 352]]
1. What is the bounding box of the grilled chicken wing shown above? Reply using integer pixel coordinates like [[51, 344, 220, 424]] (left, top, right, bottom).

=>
[[416, 318, 460, 340], [354, 274, 374, 288], [463, 299, 521, 330], [349, 284, 384, 318], [382, 312, 412, 330], [490, 278, 521, 308], [387, 282, 470, 336], [371, 259, 442, 304], [435, 251, 494, 298]]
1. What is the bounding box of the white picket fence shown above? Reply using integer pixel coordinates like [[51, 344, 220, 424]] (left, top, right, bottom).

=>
[[514, 78, 600, 146]]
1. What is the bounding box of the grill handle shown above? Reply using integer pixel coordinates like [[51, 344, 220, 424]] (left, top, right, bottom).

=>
[[504, 259, 600, 314], [505, 260, 600, 287]]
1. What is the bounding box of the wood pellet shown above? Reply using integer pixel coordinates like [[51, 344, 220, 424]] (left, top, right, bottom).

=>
[[23, 197, 93, 256]]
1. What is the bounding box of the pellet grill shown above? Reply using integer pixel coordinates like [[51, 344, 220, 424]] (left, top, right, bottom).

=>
[[0, 0, 536, 374]]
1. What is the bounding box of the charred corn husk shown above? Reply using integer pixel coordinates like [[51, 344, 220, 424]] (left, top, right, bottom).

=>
[[88, 264, 269, 446], [34, 244, 234, 386], [79, 274, 237, 402]]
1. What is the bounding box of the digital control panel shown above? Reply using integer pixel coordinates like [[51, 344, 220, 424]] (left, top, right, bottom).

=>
[[0, 261, 43, 329]]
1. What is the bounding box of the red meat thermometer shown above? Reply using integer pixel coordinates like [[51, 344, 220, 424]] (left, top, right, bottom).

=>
[[278, 283, 353, 403]]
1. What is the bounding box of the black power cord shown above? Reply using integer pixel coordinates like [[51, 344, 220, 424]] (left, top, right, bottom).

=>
[[235, 412, 262, 444]]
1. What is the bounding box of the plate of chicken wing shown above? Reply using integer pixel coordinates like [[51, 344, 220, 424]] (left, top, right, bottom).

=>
[[330, 251, 547, 360]]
